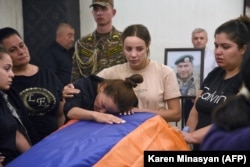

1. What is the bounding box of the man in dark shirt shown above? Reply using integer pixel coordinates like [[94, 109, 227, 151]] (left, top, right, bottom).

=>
[[41, 23, 75, 85]]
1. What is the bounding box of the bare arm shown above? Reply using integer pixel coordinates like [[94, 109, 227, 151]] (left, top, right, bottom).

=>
[[57, 101, 65, 127], [132, 97, 181, 122], [186, 90, 203, 132], [67, 107, 126, 124], [16, 130, 31, 153], [183, 90, 211, 144], [182, 125, 212, 144], [0, 153, 5, 167]]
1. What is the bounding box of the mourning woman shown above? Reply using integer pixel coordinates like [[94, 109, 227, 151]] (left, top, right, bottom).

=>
[[64, 74, 143, 124], [0, 47, 39, 165], [201, 44, 250, 150]]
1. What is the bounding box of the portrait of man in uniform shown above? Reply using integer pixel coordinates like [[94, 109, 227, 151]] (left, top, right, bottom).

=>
[[164, 48, 204, 97], [175, 55, 197, 96]]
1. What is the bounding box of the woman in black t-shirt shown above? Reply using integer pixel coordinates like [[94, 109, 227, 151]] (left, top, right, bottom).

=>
[[0, 27, 64, 140], [182, 18, 250, 150]]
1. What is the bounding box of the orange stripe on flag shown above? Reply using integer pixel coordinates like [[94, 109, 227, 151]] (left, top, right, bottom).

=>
[[94, 115, 190, 167]]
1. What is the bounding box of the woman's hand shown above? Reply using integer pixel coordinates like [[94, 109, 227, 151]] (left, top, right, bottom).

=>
[[181, 131, 196, 144], [119, 110, 134, 115], [0, 153, 5, 167], [93, 112, 126, 124], [62, 83, 80, 99]]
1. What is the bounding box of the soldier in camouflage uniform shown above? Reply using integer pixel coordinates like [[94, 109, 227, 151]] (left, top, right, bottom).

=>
[[175, 55, 199, 96], [71, 0, 126, 82]]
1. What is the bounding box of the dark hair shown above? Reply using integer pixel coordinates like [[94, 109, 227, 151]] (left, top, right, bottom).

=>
[[0, 45, 9, 59], [0, 27, 21, 44], [214, 19, 249, 49], [212, 44, 250, 131], [122, 24, 151, 48], [103, 74, 143, 112], [237, 15, 250, 40]]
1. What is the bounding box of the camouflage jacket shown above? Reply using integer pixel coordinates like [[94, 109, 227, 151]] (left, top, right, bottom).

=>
[[71, 27, 126, 82], [177, 74, 198, 96]]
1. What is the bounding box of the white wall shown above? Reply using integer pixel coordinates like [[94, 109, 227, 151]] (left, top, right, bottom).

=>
[[80, 0, 244, 63], [0, 0, 244, 64], [0, 0, 23, 37]]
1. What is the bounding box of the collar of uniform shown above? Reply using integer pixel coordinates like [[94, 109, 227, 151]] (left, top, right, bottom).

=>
[[92, 26, 120, 40]]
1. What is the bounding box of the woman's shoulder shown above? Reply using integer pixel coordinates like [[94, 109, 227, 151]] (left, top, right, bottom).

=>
[[38, 67, 64, 87], [74, 75, 101, 89], [105, 62, 127, 70], [206, 67, 222, 76], [203, 67, 223, 82], [144, 61, 177, 83], [97, 63, 127, 78], [150, 60, 173, 70], [38, 67, 61, 80], [38, 66, 55, 74]]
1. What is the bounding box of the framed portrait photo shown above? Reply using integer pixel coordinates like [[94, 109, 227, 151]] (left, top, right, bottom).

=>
[[164, 48, 204, 98]]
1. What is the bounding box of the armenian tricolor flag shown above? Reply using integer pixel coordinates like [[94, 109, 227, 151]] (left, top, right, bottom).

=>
[[7, 112, 189, 167]]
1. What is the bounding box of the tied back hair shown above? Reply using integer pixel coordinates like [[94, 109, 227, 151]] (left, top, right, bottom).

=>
[[103, 74, 143, 112], [0, 45, 8, 59], [124, 74, 143, 88], [237, 15, 250, 39], [214, 19, 249, 49], [122, 24, 151, 56]]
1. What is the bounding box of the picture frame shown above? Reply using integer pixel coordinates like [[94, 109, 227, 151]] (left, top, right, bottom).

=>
[[164, 48, 204, 98], [244, 0, 250, 17]]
